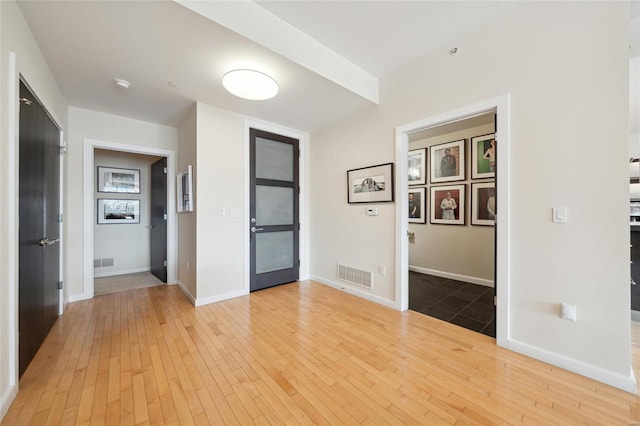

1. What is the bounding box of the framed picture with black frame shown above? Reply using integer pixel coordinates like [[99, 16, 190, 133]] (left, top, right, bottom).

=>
[[347, 162, 394, 203], [408, 148, 427, 185], [408, 187, 426, 224], [430, 139, 465, 183], [97, 166, 140, 193], [97, 199, 140, 224], [471, 181, 496, 226], [430, 184, 465, 225], [471, 133, 496, 179]]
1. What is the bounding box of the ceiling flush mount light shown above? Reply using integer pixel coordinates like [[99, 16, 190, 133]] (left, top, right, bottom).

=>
[[114, 79, 132, 89], [222, 69, 278, 101]]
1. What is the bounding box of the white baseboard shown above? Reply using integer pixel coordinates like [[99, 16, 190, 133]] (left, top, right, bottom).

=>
[[309, 275, 398, 310], [93, 267, 150, 278], [195, 288, 249, 307], [508, 338, 637, 394], [176, 280, 196, 306], [175, 280, 248, 307], [67, 293, 91, 303], [0, 384, 17, 423], [409, 266, 494, 288]]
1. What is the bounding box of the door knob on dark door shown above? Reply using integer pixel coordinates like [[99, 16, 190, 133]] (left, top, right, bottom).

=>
[[38, 237, 59, 246], [251, 227, 264, 233]]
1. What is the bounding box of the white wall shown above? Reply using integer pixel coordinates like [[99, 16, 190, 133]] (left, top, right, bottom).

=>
[[0, 0, 68, 419], [67, 107, 178, 300], [177, 105, 197, 299], [93, 149, 162, 277], [310, 2, 631, 388], [409, 122, 495, 284], [195, 103, 246, 302], [179, 103, 310, 306]]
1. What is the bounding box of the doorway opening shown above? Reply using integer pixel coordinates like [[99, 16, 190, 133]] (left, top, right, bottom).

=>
[[92, 149, 167, 296], [395, 94, 510, 347], [407, 113, 496, 337], [82, 139, 177, 300]]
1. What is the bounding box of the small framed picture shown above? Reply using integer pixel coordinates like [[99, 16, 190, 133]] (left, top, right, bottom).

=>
[[97, 199, 140, 224], [408, 148, 427, 185], [471, 182, 496, 226], [430, 140, 465, 183], [408, 187, 426, 224], [430, 184, 465, 225], [347, 163, 394, 204], [471, 134, 496, 179], [97, 166, 140, 193]]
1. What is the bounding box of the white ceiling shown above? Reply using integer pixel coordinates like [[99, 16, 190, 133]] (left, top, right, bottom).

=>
[[17, 1, 638, 133], [17, 1, 521, 131], [255, 1, 517, 78]]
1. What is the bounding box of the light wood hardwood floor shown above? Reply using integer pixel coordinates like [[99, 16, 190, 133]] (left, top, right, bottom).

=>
[[3, 281, 640, 425]]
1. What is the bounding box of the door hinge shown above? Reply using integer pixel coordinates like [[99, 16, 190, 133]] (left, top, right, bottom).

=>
[[164, 167, 167, 174], [493, 296, 497, 306], [297, 259, 301, 267], [163, 260, 167, 267], [58, 213, 63, 223], [163, 213, 167, 220], [297, 223, 300, 231], [58, 145, 67, 155], [18, 97, 32, 106], [57, 281, 63, 290]]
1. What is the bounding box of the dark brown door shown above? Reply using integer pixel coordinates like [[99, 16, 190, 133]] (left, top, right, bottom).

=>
[[150, 158, 167, 282], [19, 80, 60, 377], [250, 128, 299, 291]]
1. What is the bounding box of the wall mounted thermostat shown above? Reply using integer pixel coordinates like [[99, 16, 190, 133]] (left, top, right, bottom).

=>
[[366, 207, 378, 216]]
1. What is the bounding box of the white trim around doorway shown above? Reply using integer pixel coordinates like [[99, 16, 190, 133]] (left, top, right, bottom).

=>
[[394, 94, 510, 348], [79, 138, 177, 302]]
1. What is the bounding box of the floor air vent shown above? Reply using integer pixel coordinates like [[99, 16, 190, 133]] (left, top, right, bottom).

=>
[[337, 264, 373, 289]]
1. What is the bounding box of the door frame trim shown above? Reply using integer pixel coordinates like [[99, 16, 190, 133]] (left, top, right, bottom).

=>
[[394, 94, 510, 347], [80, 138, 177, 301], [243, 120, 309, 294]]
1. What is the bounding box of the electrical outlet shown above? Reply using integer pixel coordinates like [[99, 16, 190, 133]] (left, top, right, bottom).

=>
[[186, 260, 190, 271], [378, 265, 386, 276]]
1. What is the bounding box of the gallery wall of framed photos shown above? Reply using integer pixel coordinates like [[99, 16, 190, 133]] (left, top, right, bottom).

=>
[[407, 114, 497, 283]]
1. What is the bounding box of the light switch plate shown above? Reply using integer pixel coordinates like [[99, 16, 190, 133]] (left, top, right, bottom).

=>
[[553, 207, 568, 223], [560, 302, 576, 321]]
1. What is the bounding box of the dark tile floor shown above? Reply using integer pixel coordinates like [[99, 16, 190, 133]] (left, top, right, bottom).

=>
[[409, 271, 495, 338]]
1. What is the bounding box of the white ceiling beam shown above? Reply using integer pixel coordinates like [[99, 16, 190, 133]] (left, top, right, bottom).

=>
[[176, 0, 379, 104]]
